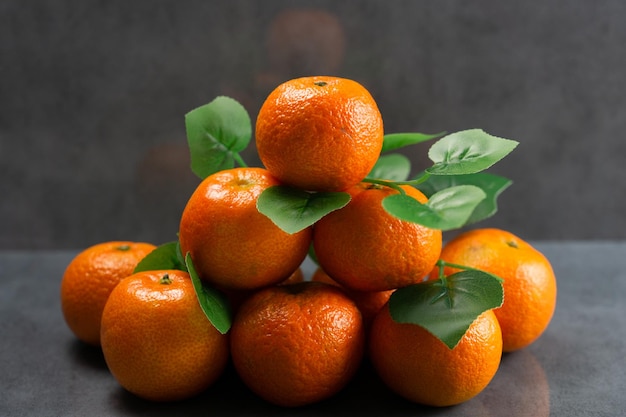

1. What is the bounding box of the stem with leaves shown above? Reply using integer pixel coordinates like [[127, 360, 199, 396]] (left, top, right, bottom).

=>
[[361, 171, 432, 194]]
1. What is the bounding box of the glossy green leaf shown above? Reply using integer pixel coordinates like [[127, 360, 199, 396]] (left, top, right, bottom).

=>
[[427, 129, 518, 175], [382, 185, 486, 230], [389, 270, 504, 349], [415, 172, 513, 225], [185, 96, 251, 179], [133, 241, 187, 273], [382, 132, 446, 153], [185, 253, 232, 334], [257, 185, 351, 234], [367, 153, 412, 181]]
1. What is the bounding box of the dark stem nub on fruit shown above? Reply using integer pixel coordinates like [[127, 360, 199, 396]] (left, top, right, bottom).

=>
[[160, 273, 172, 285], [116, 245, 131, 251], [506, 240, 519, 249], [314, 81, 328, 87]]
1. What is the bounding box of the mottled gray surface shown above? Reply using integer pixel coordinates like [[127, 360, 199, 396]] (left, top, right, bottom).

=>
[[2, 1, 625, 248], [1, 242, 625, 416]]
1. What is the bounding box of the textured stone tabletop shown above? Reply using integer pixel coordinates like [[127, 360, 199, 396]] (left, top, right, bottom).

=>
[[1, 242, 625, 416]]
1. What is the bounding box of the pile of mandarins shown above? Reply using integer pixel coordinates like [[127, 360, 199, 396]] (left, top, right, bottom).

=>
[[60, 76, 557, 407]]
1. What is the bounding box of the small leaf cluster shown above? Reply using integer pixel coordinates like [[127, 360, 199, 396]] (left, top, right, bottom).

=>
[[145, 94, 520, 349]]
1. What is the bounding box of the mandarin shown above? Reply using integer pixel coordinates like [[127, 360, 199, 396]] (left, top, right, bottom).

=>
[[255, 75, 384, 192], [369, 306, 503, 407], [60, 241, 157, 346], [100, 269, 229, 402], [178, 167, 312, 291], [313, 182, 442, 291], [230, 281, 365, 407], [430, 228, 557, 352]]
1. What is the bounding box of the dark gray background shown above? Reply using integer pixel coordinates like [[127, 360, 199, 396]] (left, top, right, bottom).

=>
[[2, 1, 625, 249]]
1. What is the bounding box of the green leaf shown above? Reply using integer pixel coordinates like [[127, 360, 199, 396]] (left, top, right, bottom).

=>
[[257, 185, 351, 234], [389, 270, 504, 349], [174, 240, 186, 269], [415, 173, 513, 225], [367, 153, 412, 181], [382, 132, 446, 153], [382, 185, 486, 231], [427, 129, 518, 175], [185, 253, 232, 334], [133, 241, 187, 273], [185, 96, 252, 179]]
